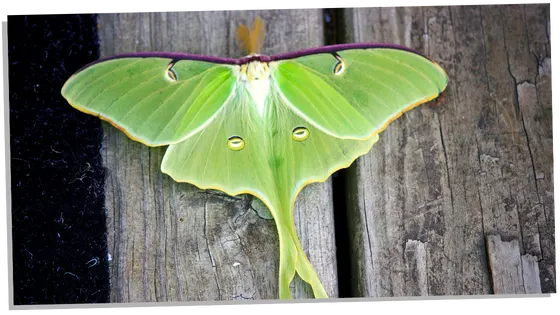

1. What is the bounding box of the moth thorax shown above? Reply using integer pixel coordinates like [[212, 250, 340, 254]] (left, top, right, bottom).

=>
[[242, 61, 270, 81], [241, 62, 270, 117]]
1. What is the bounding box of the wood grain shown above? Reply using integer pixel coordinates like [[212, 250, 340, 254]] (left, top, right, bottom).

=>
[[97, 10, 338, 302], [342, 4, 553, 296], [93, 4, 554, 301], [487, 235, 542, 294]]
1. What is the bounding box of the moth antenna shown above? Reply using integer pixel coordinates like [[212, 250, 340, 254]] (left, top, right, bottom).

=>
[[236, 23, 251, 55], [250, 15, 266, 55]]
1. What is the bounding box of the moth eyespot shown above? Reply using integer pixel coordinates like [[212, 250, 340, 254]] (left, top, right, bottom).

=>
[[227, 136, 245, 151], [292, 127, 310, 142], [166, 61, 178, 82], [332, 54, 346, 76]]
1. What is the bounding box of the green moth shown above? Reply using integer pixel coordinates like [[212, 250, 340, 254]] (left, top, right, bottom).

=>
[[61, 16, 448, 300]]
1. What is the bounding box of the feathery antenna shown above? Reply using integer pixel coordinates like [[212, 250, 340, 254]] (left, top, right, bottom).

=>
[[236, 16, 266, 55]]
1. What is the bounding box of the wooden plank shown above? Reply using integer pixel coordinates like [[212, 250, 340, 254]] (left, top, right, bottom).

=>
[[486, 235, 542, 294], [521, 254, 542, 294], [342, 4, 553, 297], [343, 5, 489, 297], [404, 240, 428, 296], [97, 10, 338, 302], [517, 4, 554, 293], [486, 235, 524, 294], [478, 4, 552, 294]]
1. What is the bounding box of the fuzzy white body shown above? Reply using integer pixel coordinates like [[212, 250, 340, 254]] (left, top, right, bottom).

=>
[[237, 61, 272, 117]]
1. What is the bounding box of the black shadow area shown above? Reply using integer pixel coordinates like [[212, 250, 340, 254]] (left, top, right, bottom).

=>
[[8, 14, 109, 304]]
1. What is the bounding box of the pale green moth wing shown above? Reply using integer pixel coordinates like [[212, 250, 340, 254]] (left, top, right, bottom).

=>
[[61, 44, 447, 300], [62, 57, 236, 146], [271, 48, 448, 139]]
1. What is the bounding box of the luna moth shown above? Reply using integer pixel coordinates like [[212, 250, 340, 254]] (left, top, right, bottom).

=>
[[61, 16, 448, 300]]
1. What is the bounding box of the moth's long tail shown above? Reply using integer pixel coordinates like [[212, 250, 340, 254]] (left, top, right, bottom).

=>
[[275, 206, 328, 299], [236, 15, 266, 55], [293, 234, 329, 298], [276, 223, 297, 299]]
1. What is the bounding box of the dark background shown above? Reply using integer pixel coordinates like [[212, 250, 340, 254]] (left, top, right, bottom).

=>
[[8, 14, 109, 304]]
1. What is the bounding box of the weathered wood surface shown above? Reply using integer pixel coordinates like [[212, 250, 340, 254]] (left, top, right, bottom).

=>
[[96, 4, 554, 302], [344, 4, 554, 296], [487, 234, 542, 294], [98, 10, 339, 302]]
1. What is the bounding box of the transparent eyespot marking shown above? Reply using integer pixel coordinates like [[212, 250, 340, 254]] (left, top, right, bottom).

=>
[[227, 136, 245, 151], [332, 53, 346, 76], [166, 60, 178, 82], [292, 127, 310, 142]]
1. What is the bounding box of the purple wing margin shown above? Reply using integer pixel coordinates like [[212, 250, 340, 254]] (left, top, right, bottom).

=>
[[266, 42, 427, 61], [75, 43, 429, 73]]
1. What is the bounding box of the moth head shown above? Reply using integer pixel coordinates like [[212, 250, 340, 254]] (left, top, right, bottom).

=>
[[240, 61, 270, 82]]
